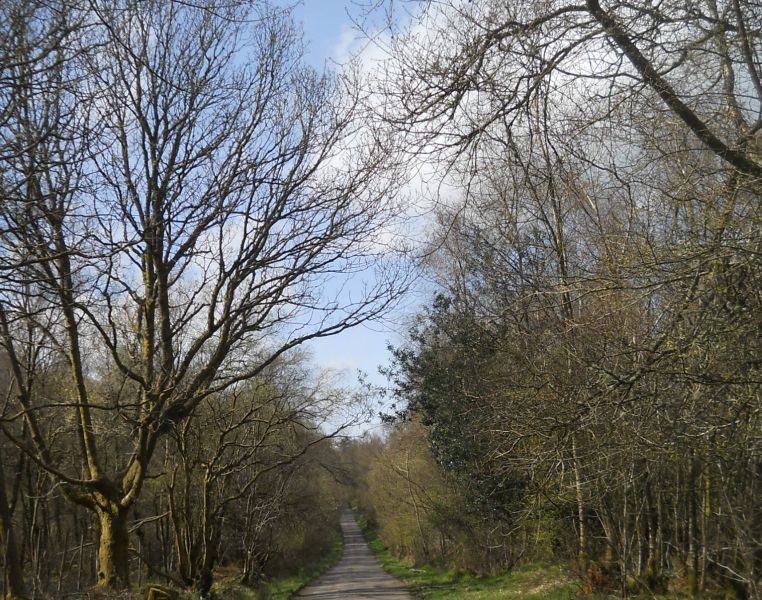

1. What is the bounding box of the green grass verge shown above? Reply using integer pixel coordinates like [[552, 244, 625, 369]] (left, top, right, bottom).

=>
[[351, 510, 693, 600], [352, 510, 577, 600]]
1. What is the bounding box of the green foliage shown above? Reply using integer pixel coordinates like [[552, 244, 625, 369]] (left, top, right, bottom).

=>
[[202, 533, 343, 600], [265, 529, 344, 598], [358, 421, 528, 573], [386, 295, 530, 519]]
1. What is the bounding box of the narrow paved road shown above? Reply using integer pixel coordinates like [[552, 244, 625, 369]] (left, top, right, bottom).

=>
[[296, 510, 413, 599]]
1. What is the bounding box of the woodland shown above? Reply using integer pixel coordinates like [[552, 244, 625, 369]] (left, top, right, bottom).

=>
[[1, 0, 761, 599]]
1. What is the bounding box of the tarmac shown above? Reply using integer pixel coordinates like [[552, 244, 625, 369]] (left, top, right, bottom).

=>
[[296, 509, 413, 599]]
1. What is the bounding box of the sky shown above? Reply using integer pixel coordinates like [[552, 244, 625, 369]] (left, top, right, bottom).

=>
[[288, 0, 419, 428], [292, 0, 359, 68]]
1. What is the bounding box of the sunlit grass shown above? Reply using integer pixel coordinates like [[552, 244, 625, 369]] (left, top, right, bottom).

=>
[[353, 510, 577, 600], [356, 515, 690, 600]]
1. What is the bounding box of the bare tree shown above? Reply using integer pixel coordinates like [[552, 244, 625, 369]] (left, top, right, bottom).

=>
[[367, 1, 762, 596], [0, 0, 405, 590], [164, 357, 359, 596], [371, 0, 762, 180]]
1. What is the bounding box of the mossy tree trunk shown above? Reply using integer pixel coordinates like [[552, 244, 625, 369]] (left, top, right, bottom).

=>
[[95, 505, 131, 590]]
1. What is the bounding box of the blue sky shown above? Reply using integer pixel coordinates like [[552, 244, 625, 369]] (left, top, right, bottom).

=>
[[286, 1, 444, 434], [288, 0, 414, 420], [292, 0, 358, 67]]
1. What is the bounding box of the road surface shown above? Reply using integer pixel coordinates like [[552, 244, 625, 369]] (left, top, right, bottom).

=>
[[296, 510, 413, 599]]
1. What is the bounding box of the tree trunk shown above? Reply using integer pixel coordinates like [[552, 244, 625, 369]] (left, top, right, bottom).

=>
[[196, 531, 217, 599], [700, 466, 710, 593], [622, 487, 629, 598], [167, 484, 193, 584], [196, 475, 216, 598], [0, 459, 25, 600], [95, 506, 130, 590], [572, 436, 587, 568], [644, 480, 662, 589], [687, 453, 699, 598], [0, 514, 24, 600]]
